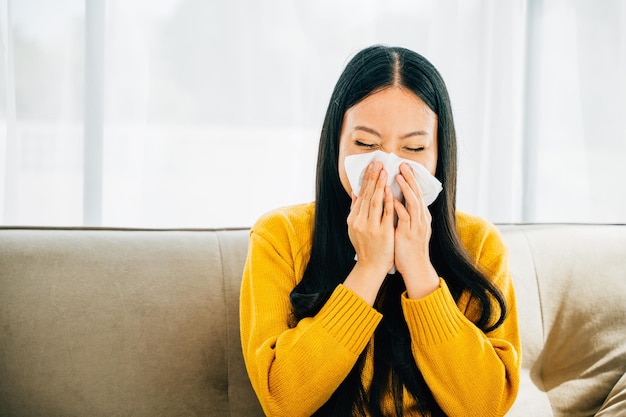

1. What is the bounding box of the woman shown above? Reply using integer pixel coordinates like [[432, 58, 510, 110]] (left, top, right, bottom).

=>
[[240, 45, 521, 416]]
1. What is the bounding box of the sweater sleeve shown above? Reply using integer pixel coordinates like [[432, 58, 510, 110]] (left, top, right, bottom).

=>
[[239, 218, 382, 417], [401, 224, 521, 416]]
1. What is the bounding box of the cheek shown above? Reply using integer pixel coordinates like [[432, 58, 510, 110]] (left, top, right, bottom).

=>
[[427, 155, 438, 176], [405, 153, 437, 176], [424, 148, 438, 176]]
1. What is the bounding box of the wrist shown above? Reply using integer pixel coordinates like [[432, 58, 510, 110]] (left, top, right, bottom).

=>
[[343, 262, 388, 306], [403, 264, 440, 300]]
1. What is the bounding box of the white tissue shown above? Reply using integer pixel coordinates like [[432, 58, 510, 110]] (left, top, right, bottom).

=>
[[345, 151, 442, 206], [344, 151, 443, 275]]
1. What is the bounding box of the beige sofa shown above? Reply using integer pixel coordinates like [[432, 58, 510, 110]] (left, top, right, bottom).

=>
[[0, 224, 625, 416]]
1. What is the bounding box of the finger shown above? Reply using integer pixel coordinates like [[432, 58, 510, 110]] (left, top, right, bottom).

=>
[[399, 163, 425, 202], [369, 168, 387, 220], [394, 198, 410, 227], [351, 162, 377, 218], [359, 162, 381, 202], [397, 173, 421, 217], [381, 186, 395, 226], [349, 162, 382, 227], [398, 166, 433, 232], [347, 191, 357, 223]]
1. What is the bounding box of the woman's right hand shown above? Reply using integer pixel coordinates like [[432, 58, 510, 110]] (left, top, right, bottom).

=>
[[344, 161, 395, 305]]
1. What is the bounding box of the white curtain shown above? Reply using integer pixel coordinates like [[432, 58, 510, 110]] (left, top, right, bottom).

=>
[[0, 0, 624, 228]]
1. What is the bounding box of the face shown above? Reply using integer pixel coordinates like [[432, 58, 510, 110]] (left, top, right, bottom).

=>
[[338, 86, 439, 195]]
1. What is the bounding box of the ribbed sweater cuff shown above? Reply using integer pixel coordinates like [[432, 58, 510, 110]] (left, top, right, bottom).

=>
[[401, 279, 466, 346], [316, 284, 382, 355]]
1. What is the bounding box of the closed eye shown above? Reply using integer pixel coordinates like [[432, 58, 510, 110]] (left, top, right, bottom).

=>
[[405, 146, 425, 152], [355, 140, 377, 149]]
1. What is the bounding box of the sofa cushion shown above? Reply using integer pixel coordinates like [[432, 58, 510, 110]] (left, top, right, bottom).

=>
[[596, 371, 626, 416], [521, 225, 626, 416]]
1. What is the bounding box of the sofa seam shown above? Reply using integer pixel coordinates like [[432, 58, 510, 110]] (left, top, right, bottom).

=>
[[520, 229, 546, 344], [216, 231, 233, 417], [520, 228, 556, 416]]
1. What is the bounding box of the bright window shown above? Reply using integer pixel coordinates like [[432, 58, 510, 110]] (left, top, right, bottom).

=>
[[1, 0, 624, 227]]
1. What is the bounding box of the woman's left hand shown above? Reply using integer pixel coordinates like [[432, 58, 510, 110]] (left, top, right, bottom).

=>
[[394, 163, 440, 299]]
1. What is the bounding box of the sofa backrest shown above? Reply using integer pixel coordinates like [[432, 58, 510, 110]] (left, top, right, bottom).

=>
[[1, 224, 625, 416], [0, 228, 263, 417]]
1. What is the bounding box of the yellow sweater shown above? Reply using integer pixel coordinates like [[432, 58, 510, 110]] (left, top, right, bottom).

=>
[[240, 202, 521, 416]]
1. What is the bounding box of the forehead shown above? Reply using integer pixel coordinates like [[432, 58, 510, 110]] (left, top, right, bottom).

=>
[[343, 87, 437, 129]]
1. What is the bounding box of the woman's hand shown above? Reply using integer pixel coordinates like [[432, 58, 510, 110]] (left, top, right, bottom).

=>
[[344, 161, 395, 305], [394, 163, 440, 299]]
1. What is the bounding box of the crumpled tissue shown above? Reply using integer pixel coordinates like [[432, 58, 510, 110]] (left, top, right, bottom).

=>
[[345, 150, 442, 205]]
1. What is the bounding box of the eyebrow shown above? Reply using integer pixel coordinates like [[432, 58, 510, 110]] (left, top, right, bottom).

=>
[[353, 125, 430, 139]]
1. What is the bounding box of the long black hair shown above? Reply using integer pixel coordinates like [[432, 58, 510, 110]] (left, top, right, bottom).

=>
[[289, 45, 507, 416]]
